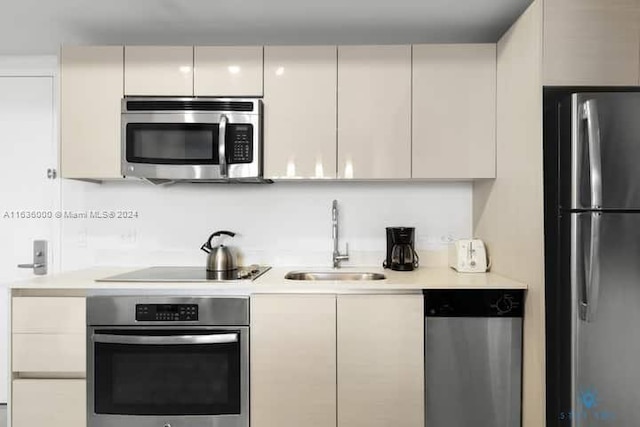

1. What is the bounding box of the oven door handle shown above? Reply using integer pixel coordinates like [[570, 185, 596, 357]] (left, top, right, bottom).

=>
[[92, 333, 239, 345]]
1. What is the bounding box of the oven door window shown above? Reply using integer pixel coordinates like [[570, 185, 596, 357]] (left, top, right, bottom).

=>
[[93, 331, 241, 415], [126, 123, 219, 165]]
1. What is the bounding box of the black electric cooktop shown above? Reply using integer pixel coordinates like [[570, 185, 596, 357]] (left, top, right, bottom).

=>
[[96, 266, 271, 283]]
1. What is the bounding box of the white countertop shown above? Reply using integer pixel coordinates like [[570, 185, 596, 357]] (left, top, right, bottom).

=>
[[8, 266, 526, 295]]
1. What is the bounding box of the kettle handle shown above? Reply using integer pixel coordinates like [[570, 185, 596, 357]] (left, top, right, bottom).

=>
[[211, 230, 236, 239], [201, 230, 236, 253], [412, 248, 420, 268]]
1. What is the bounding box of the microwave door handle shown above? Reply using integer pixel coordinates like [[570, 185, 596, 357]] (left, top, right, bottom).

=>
[[581, 100, 603, 208], [92, 333, 239, 345], [218, 115, 228, 178]]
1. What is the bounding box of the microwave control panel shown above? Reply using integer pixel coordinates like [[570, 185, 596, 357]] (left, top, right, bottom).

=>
[[135, 304, 199, 321], [227, 124, 253, 164]]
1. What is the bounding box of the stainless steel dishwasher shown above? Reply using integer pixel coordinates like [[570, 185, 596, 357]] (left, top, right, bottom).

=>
[[424, 290, 524, 427]]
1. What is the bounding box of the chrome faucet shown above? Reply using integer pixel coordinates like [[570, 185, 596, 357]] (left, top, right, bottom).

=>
[[332, 200, 349, 268]]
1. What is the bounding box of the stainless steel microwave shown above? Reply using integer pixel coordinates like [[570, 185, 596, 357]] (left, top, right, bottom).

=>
[[121, 97, 266, 183]]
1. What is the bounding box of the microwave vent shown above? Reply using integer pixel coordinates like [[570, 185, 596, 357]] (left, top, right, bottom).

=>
[[126, 100, 255, 112]]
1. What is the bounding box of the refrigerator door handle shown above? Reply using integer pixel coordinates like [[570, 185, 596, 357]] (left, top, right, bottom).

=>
[[580, 212, 602, 322], [581, 99, 603, 209]]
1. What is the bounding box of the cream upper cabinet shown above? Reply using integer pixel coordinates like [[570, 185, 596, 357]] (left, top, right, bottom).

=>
[[194, 46, 263, 96], [412, 44, 496, 179], [337, 294, 424, 427], [125, 46, 194, 96], [60, 46, 123, 179], [250, 294, 337, 427], [264, 46, 337, 179], [338, 45, 412, 179], [544, 0, 640, 86]]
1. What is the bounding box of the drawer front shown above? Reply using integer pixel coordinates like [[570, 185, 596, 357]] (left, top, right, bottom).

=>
[[12, 333, 86, 374], [13, 379, 86, 427], [12, 297, 85, 333]]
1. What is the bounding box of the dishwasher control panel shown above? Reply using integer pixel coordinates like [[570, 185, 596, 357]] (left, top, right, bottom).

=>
[[135, 304, 199, 321], [424, 290, 524, 317]]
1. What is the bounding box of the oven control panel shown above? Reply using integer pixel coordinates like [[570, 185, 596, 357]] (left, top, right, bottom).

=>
[[135, 304, 199, 321]]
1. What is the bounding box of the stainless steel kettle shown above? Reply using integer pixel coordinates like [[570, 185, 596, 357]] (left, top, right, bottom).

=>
[[201, 231, 237, 272]]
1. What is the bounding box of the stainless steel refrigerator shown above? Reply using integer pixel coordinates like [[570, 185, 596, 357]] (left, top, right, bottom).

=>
[[545, 90, 640, 426]]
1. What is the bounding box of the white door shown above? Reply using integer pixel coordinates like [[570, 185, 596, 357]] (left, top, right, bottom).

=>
[[0, 73, 58, 403]]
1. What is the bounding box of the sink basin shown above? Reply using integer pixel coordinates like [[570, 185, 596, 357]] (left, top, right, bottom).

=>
[[284, 271, 386, 281]]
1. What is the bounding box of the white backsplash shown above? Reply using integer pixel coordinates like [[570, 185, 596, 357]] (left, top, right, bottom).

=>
[[60, 180, 472, 270]]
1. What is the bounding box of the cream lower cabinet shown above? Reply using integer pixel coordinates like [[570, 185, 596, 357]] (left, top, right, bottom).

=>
[[412, 44, 496, 179], [12, 379, 86, 427], [251, 293, 424, 427], [12, 334, 86, 373], [11, 297, 87, 427], [337, 294, 424, 427], [12, 297, 86, 374], [250, 294, 337, 427]]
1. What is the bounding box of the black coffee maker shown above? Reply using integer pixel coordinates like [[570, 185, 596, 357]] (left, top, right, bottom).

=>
[[383, 227, 419, 271]]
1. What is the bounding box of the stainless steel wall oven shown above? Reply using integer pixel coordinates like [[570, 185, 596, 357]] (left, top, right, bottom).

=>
[[87, 296, 249, 427]]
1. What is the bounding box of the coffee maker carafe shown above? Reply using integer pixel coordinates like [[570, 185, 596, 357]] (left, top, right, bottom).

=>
[[383, 227, 419, 271]]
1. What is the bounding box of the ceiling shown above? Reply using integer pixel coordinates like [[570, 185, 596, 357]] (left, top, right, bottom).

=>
[[0, 0, 533, 55]]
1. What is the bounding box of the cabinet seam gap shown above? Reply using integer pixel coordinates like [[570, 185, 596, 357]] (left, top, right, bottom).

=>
[[335, 46, 339, 179], [335, 295, 338, 426]]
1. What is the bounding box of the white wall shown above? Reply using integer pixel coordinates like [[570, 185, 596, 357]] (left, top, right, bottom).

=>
[[61, 180, 472, 269]]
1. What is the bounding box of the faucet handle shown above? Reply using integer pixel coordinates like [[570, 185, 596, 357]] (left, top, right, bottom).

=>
[[336, 243, 349, 262]]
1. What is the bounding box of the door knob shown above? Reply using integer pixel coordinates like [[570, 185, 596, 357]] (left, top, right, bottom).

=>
[[17, 240, 47, 275]]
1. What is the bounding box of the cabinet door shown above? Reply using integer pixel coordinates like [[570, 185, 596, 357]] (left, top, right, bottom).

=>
[[60, 46, 123, 179], [264, 46, 337, 179], [337, 294, 424, 427], [13, 334, 86, 373], [12, 297, 86, 374], [412, 44, 496, 179], [338, 45, 411, 179], [13, 379, 86, 427], [544, 0, 640, 86], [13, 297, 85, 333], [194, 46, 263, 96], [251, 294, 336, 427], [125, 46, 194, 96]]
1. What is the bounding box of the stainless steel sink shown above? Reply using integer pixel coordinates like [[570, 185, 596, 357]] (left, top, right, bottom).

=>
[[284, 271, 386, 281]]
